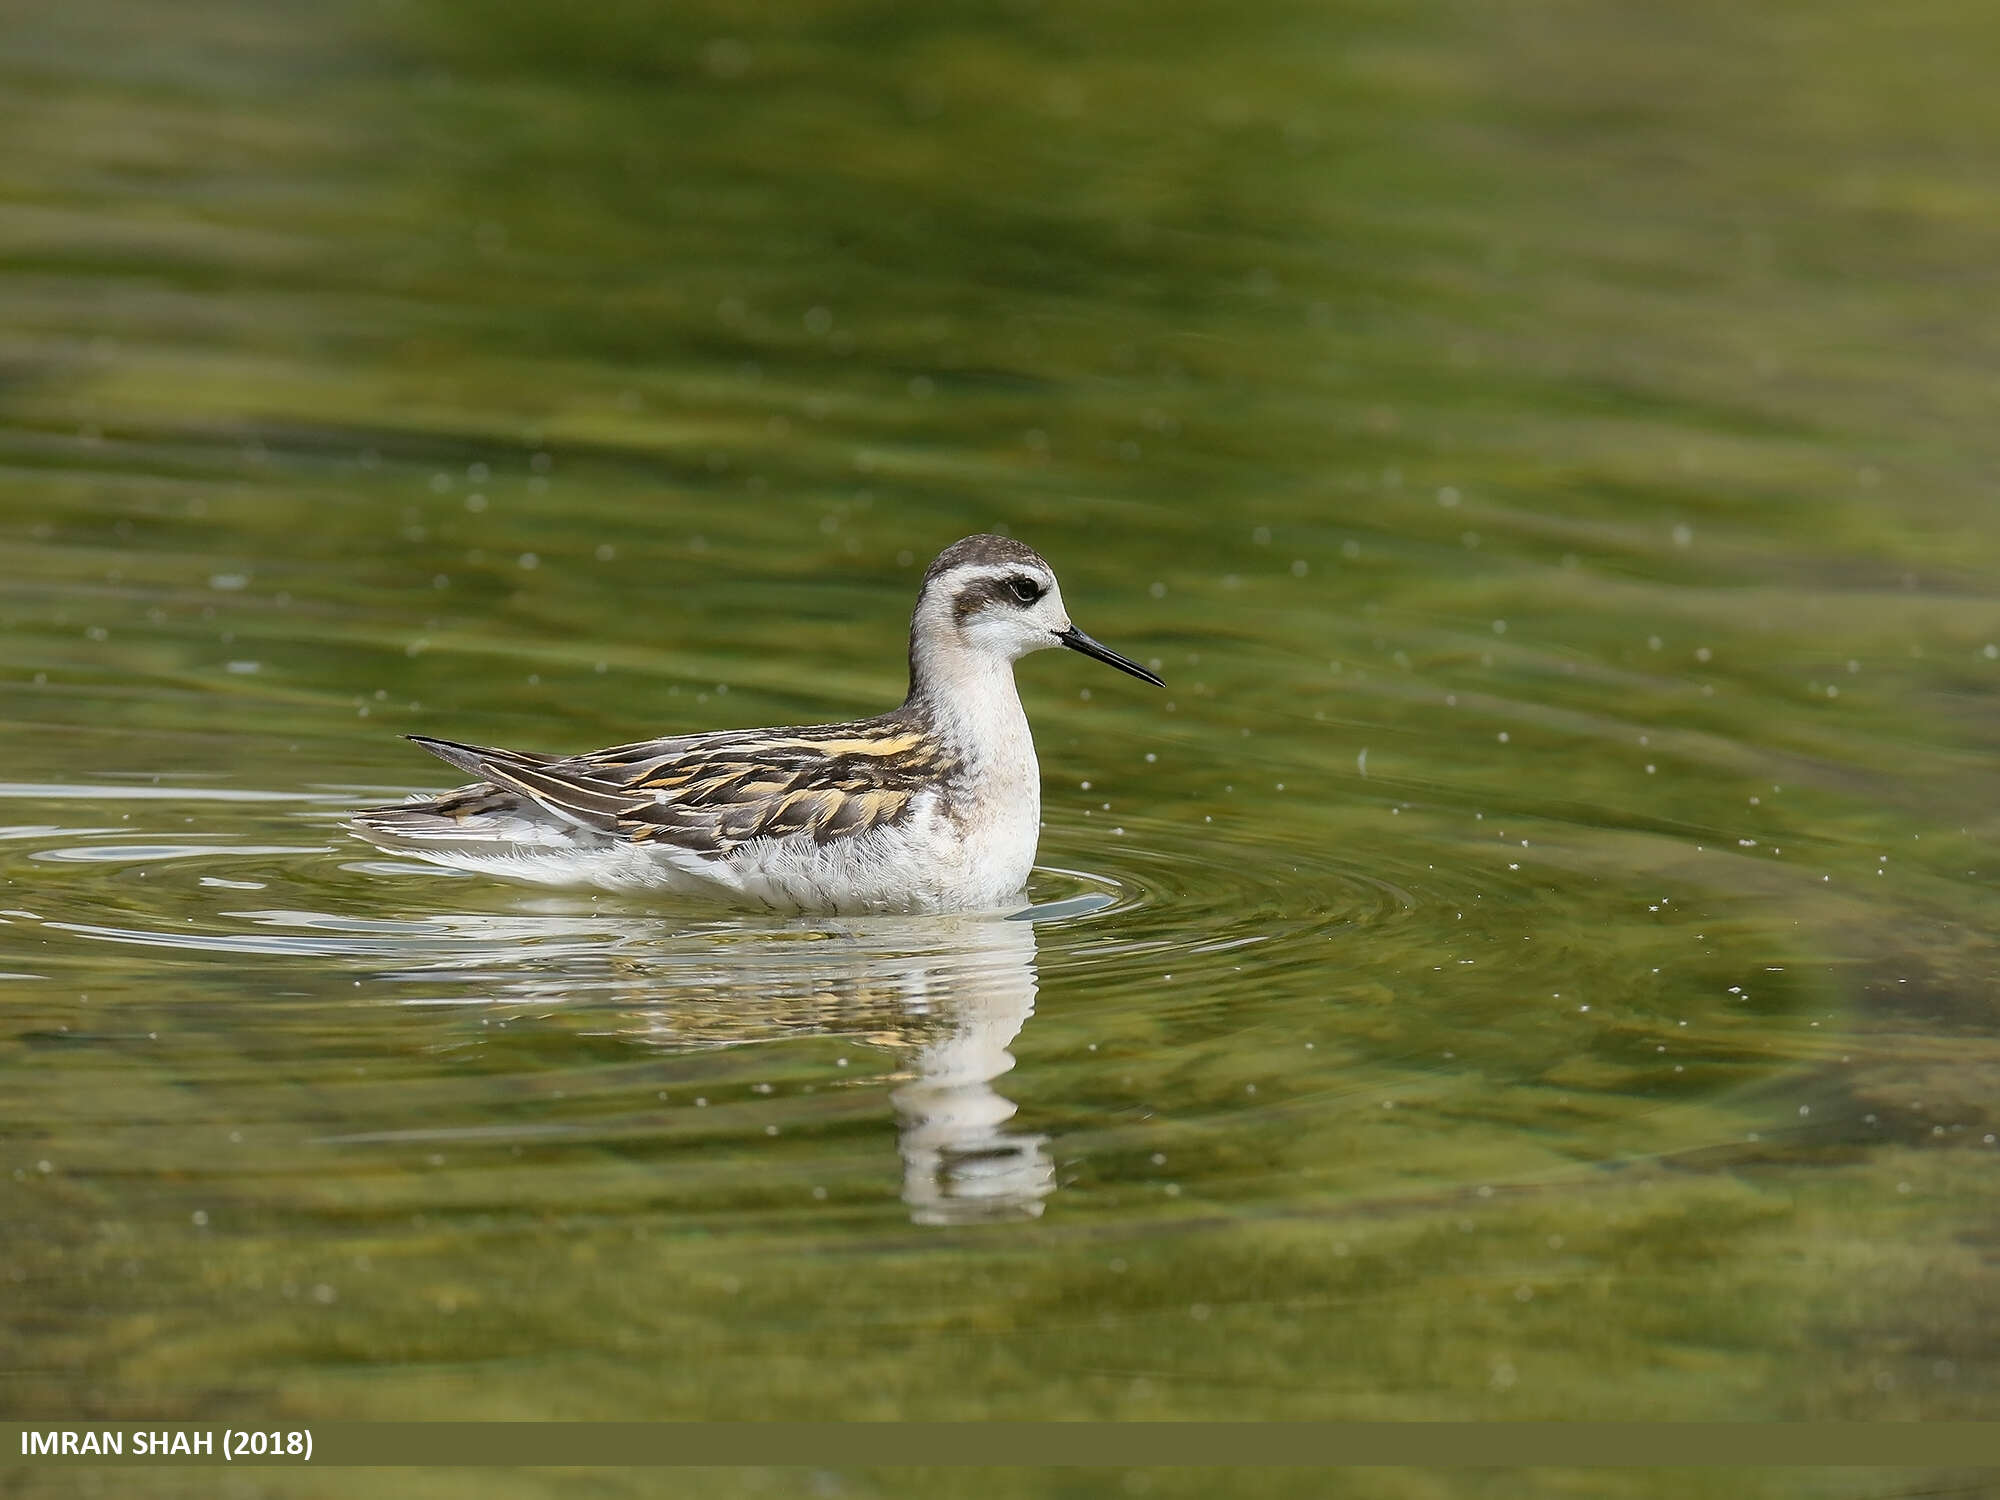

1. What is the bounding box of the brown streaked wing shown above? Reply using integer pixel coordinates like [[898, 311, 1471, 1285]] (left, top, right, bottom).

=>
[[478, 760, 643, 835], [534, 719, 949, 856]]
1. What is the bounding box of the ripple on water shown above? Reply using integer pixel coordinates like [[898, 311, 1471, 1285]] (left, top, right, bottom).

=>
[[1, 775, 1844, 1231]]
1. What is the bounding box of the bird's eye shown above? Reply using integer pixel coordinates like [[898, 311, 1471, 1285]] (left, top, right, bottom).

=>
[[1008, 576, 1043, 605]]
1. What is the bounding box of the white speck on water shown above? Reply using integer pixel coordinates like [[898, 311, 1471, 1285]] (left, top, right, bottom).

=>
[[225, 661, 259, 674], [1497, 731, 1510, 743]]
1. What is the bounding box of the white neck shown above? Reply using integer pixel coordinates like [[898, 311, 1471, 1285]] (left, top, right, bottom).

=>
[[904, 611, 1045, 899], [908, 634, 1035, 780]]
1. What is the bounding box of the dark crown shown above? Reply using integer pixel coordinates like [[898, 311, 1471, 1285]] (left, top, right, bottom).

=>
[[919, 534, 1050, 594]]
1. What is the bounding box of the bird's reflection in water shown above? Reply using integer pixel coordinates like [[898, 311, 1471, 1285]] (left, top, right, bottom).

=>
[[307, 893, 1057, 1225], [618, 912, 1050, 1226], [881, 917, 1051, 1225]]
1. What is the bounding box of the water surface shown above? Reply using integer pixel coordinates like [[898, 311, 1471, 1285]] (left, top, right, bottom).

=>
[[3, 0, 1998, 1495]]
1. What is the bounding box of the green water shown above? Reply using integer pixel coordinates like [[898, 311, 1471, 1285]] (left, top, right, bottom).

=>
[[3, 0, 1998, 1493]]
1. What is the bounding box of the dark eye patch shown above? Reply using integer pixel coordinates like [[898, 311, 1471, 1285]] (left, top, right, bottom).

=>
[[952, 572, 1048, 625]]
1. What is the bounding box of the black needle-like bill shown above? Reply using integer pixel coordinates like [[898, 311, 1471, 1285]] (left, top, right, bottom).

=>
[[1054, 626, 1165, 686]]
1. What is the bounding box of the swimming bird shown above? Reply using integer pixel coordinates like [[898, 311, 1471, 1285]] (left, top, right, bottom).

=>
[[346, 534, 1163, 912]]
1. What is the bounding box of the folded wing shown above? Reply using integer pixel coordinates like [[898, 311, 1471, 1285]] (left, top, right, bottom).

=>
[[399, 723, 948, 857]]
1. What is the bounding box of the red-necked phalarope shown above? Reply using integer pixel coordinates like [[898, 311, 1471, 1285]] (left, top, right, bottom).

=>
[[347, 534, 1163, 912]]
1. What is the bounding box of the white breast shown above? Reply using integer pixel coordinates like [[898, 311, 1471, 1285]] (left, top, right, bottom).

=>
[[917, 648, 1042, 909]]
